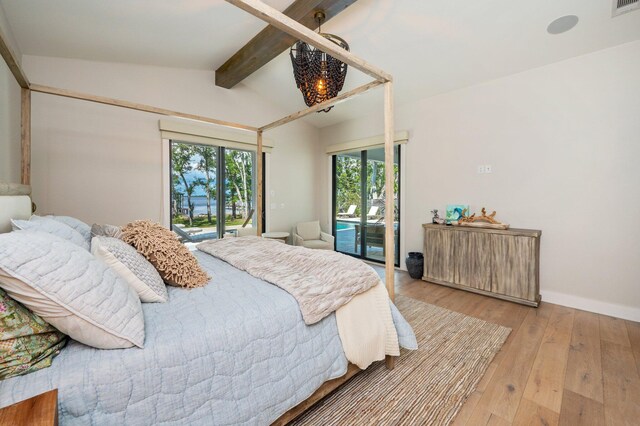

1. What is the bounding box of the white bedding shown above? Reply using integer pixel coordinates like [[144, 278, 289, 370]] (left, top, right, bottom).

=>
[[197, 236, 380, 324], [197, 237, 403, 369]]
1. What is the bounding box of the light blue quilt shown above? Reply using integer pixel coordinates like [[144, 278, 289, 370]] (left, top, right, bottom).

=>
[[0, 252, 417, 425]]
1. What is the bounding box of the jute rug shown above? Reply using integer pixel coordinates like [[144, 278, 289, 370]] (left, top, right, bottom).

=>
[[291, 295, 511, 425]]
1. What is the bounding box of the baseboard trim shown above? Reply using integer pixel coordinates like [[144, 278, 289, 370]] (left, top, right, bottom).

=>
[[542, 290, 640, 322]]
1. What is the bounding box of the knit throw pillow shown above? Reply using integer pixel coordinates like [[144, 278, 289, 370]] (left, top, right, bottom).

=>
[[91, 223, 123, 239], [121, 220, 209, 288]]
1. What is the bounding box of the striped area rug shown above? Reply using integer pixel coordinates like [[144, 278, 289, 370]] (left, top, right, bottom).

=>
[[291, 295, 511, 425]]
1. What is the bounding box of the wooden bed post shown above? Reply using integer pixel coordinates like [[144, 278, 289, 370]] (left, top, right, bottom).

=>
[[21, 88, 31, 185], [384, 81, 395, 302], [384, 81, 396, 371], [1, 19, 31, 185], [256, 130, 263, 236]]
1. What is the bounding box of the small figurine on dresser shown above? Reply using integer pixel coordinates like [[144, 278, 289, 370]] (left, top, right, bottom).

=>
[[430, 209, 440, 224]]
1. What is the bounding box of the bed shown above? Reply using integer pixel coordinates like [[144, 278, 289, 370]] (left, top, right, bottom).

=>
[[1, 1, 407, 421], [0, 188, 417, 425]]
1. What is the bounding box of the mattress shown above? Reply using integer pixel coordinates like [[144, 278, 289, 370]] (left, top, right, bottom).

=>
[[0, 251, 416, 425]]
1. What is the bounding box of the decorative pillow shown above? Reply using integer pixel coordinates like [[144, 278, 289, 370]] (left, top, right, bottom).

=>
[[11, 216, 89, 251], [91, 223, 122, 239], [47, 215, 92, 246], [0, 231, 144, 349], [0, 288, 67, 380], [297, 221, 321, 241], [121, 220, 209, 288], [92, 236, 168, 303]]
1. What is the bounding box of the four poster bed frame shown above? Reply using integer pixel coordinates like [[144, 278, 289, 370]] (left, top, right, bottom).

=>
[[1, 0, 396, 422]]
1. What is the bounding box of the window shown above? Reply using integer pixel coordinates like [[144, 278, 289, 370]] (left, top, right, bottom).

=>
[[332, 146, 400, 265], [169, 140, 264, 241]]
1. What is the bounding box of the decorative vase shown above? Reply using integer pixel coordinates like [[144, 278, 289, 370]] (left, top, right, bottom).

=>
[[406, 252, 424, 279]]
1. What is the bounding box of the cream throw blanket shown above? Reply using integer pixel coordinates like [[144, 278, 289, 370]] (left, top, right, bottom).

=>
[[197, 237, 399, 368], [337, 281, 400, 369]]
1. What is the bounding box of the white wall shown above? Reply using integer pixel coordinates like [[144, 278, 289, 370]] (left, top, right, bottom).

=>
[[0, 54, 21, 184], [319, 41, 640, 321], [23, 55, 320, 233]]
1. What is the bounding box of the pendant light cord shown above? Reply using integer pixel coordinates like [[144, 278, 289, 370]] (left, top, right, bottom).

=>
[[315, 11, 325, 34]]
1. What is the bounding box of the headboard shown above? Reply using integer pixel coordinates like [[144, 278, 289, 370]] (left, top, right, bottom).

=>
[[0, 183, 32, 233]]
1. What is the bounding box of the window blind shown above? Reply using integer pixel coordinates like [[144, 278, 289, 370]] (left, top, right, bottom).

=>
[[325, 131, 409, 155], [159, 119, 274, 153]]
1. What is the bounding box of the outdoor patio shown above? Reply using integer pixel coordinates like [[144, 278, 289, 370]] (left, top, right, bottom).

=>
[[335, 219, 398, 263]]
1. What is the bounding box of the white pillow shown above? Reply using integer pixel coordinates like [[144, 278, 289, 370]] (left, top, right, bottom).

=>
[[92, 236, 168, 303], [47, 215, 92, 246], [12, 216, 89, 251], [296, 220, 321, 240], [0, 231, 144, 349]]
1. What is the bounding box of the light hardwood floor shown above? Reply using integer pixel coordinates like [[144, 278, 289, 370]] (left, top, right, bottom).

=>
[[371, 266, 640, 426]]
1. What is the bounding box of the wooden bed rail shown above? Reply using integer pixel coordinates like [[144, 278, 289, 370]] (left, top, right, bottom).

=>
[[260, 80, 383, 131], [29, 84, 259, 132], [272, 363, 361, 425]]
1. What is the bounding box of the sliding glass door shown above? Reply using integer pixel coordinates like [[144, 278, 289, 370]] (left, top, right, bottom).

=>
[[333, 146, 400, 265], [170, 141, 260, 242]]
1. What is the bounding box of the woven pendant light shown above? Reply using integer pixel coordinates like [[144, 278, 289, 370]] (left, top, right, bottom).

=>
[[289, 11, 349, 113]]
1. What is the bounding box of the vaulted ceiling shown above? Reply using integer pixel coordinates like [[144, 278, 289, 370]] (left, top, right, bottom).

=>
[[2, 0, 640, 128]]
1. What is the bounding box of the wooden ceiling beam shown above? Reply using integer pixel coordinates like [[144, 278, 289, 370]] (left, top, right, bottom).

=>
[[226, 0, 391, 83], [216, 0, 357, 89]]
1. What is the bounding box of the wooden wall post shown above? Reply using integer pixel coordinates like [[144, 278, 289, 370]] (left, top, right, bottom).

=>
[[256, 130, 263, 236], [384, 81, 395, 301], [21, 88, 31, 185]]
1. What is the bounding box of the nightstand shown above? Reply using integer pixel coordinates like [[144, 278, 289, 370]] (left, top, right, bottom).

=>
[[0, 389, 58, 426]]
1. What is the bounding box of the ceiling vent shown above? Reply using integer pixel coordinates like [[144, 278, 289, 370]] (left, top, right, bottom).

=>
[[612, 0, 640, 17]]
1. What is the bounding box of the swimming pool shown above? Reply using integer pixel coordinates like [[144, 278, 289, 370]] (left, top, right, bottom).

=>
[[336, 222, 355, 231]]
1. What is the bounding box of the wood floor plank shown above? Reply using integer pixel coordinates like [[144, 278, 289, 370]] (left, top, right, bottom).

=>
[[512, 398, 559, 426], [398, 280, 454, 305], [451, 390, 482, 425], [626, 320, 640, 376], [464, 407, 493, 426], [381, 268, 639, 425], [486, 414, 511, 426], [599, 315, 631, 347], [453, 299, 530, 426], [523, 305, 574, 413], [469, 298, 531, 374], [474, 297, 530, 331], [464, 408, 510, 426], [558, 389, 604, 426], [601, 341, 640, 426], [473, 303, 553, 422], [564, 310, 604, 402]]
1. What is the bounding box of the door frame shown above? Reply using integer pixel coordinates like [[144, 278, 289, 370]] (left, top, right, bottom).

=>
[[331, 145, 402, 267]]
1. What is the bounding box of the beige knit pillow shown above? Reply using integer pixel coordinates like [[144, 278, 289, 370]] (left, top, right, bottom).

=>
[[121, 220, 209, 288]]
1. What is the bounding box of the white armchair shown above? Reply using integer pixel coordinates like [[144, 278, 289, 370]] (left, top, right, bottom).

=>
[[293, 220, 334, 250]]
